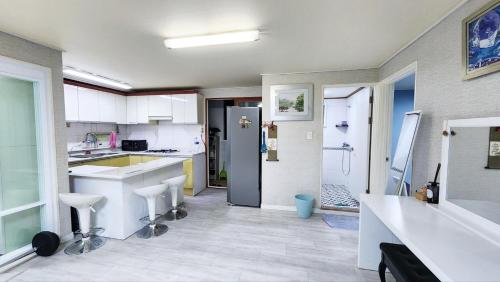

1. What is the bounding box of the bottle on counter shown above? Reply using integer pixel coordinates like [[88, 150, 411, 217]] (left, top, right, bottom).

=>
[[192, 137, 202, 153]]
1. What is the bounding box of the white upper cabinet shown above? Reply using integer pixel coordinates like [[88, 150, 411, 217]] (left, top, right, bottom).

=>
[[64, 85, 203, 125], [98, 91, 116, 123], [126, 96, 138, 124], [77, 87, 99, 122], [126, 96, 149, 124], [115, 95, 127, 124], [172, 94, 202, 124], [184, 94, 202, 124], [64, 84, 79, 121], [148, 95, 172, 119], [137, 96, 149, 124], [171, 94, 186, 124]]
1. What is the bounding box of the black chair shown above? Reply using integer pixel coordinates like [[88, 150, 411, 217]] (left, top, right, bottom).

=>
[[379, 243, 439, 282]]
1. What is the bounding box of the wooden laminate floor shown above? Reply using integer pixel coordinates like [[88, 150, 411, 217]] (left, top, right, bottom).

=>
[[2, 188, 387, 282]]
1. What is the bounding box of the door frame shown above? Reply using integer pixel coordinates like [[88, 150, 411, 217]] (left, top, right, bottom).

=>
[[320, 83, 374, 212], [0, 55, 59, 265], [370, 61, 418, 195]]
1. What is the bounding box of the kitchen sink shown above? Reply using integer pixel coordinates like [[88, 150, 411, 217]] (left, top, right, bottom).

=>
[[70, 152, 119, 159]]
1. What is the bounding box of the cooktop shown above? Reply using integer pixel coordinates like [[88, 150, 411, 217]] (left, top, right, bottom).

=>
[[145, 149, 179, 153]]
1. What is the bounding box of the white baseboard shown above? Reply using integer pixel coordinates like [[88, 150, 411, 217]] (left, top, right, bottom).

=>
[[261, 204, 358, 216], [260, 204, 297, 212]]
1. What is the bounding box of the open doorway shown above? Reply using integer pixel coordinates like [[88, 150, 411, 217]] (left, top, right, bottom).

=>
[[391, 72, 415, 192], [207, 99, 233, 188], [206, 97, 262, 189], [321, 86, 372, 212]]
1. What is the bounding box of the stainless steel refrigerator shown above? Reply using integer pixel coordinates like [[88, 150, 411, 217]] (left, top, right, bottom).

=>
[[226, 107, 261, 207]]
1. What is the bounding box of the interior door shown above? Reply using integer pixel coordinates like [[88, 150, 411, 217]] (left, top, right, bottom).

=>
[[0, 75, 45, 258]]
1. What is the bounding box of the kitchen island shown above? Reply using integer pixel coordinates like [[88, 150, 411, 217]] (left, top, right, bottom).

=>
[[69, 157, 186, 239], [68, 150, 206, 196]]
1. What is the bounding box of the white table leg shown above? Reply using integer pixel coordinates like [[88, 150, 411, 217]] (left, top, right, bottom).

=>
[[358, 201, 400, 270]]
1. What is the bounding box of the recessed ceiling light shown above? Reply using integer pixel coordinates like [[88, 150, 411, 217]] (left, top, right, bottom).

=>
[[164, 30, 259, 49], [63, 68, 132, 90]]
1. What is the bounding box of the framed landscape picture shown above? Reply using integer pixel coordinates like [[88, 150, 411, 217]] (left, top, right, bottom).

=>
[[270, 84, 313, 121], [463, 0, 500, 80]]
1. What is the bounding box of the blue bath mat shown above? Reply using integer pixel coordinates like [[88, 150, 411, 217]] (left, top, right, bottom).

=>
[[321, 214, 359, 231]]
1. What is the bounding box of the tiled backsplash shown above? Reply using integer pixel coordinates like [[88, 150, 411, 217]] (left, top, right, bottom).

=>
[[126, 121, 203, 151], [66, 123, 127, 151], [66, 121, 203, 152]]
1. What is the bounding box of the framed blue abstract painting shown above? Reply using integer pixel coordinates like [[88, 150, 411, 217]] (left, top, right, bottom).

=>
[[463, 0, 500, 80]]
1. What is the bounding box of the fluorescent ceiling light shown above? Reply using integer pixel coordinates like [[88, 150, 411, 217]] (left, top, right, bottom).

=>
[[164, 30, 259, 49], [63, 68, 132, 90]]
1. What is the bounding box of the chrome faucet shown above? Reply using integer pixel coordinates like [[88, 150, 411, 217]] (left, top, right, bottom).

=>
[[84, 132, 98, 148]]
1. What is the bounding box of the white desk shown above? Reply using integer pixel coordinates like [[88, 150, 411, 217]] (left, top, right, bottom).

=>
[[358, 195, 500, 281]]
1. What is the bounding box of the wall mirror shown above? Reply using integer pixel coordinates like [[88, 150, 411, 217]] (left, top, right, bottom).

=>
[[442, 118, 500, 227]]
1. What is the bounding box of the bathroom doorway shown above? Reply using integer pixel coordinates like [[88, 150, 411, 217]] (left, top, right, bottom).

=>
[[321, 86, 372, 212]]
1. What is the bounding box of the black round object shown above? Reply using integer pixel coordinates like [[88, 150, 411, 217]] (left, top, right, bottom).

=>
[[32, 231, 60, 256]]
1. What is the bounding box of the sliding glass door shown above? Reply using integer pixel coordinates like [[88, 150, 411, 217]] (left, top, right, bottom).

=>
[[0, 55, 58, 265], [0, 75, 44, 257]]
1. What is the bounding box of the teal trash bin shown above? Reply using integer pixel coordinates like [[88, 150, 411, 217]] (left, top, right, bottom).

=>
[[295, 194, 314, 219]]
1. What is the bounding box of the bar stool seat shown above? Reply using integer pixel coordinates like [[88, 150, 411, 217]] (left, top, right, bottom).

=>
[[59, 193, 106, 255], [162, 175, 187, 221], [134, 184, 169, 238]]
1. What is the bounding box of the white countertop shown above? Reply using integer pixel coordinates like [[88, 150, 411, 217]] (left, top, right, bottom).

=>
[[68, 150, 204, 163], [68, 157, 187, 180], [361, 195, 500, 281]]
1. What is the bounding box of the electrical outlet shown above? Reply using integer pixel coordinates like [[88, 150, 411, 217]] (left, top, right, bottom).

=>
[[306, 131, 313, 140]]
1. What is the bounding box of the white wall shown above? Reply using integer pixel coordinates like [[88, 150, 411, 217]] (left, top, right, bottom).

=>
[[202, 86, 261, 99], [379, 0, 500, 189], [261, 69, 378, 209], [0, 31, 70, 236]]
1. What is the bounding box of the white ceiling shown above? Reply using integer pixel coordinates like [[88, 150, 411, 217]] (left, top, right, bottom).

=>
[[0, 0, 462, 89], [324, 87, 360, 99]]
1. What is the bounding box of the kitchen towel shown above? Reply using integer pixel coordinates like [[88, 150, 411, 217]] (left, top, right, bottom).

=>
[[109, 131, 117, 149]]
